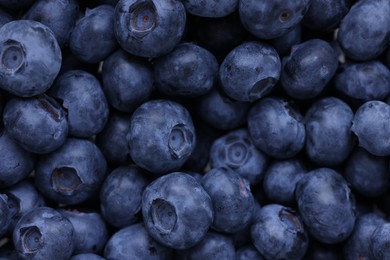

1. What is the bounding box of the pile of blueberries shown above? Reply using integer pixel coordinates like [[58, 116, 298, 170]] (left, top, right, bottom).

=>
[[0, 0, 390, 259]]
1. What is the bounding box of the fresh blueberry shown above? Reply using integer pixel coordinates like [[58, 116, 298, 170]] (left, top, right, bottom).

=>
[[104, 223, 173, 259], [247, 97, 306, 159], [154, 42, 218, 98], [209, 128, 268, 185], [295, 168, 356, 244], [0, 193, 11, 237], [100, 165, 149, 228], [351, 100, 390, 156], [219, 41, 281, 102], [281, 39, 339, 99], [0, 20, 62, 97], [344, 213, 386, 260], [251, 204, 309, 260], [263, 158, 307, 205], [70, 253, 105, 260], [50, 70, 109, 138], [114, 0, 186, 58], [0, 129, 36, 188], [175, 232, 236, 259], [69, 5, 118, 63], [196, 87, 251, 131], [338, 0, 390, 61], [369, 223, 390, 260], [270, 24, 302, 57], [128, 99, 196, 175], [13, 207, 74, 260], [142, 172, 213, 249], [236, 244, 265, 260], [2, 94, 68, 154], [102, 49, 154, 113], [35, 138, 108, 205], [181, 0, 237, 18], [239, 0, 310, 39], [59, 208, 109, 255], [202, 167, 254, 234], [304, 97, 355, 166], [23, 0, 80, 48]]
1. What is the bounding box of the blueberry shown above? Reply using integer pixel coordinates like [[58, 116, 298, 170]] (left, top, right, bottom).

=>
[[104, 223, 172, 259], [0, 20, 62, 97], [142, 172, 213, 249], [114, 0, 186, 58], [344, 213, 386, 260], [0, 129, 36, 188], [219, 41, 281, 102], [247, 97, 306, 159], [209, 128, 268, 185], [2, 94, 68, 154], [295, 168, 356, 244], [154, 42, 218, 98], [100, 165, 149, 228], [23, 0, 80, 48], [270, 24, 302, 57], [13, 207, 74, 260], [251, 204, 309, 260], [70, 253, 105, 260], [128, 99, 196, 174], [69, 5, 118, 63], [304, 97, 355, 166], [102, 49, 154, 113], [35, 138, 108, 205], [351, 100, 390, 156], [239, 0, 310, 39], [338, 0, 390, 61], [175, 232, 236, 259], [181, 0, 237, 18], [0, 193, 11, 237], [281, 39, 339, 99], [236, 244, 265, 260], [50, 70, 109, 138], [202, 167, 254, 234], [370, 223, 390, 260], [196, 87, 251, 131], [59, 208, 109, 255]]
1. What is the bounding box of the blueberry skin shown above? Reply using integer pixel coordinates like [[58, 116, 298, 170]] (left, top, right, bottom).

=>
[[95, 111, 132, 166], [142, 172, 213, 249], [0, 130, 36, 188], [128, 99, 196, 175], [302, 0, 350, 32], [104, 223, 173, 260], [239, 0, 310, 39], [70, 254, 105, 260], [351, 101, 390, 156], [247, 97, 306, 159], [114, 0, 186, 58], [281, 39, 338, 99], [219, 41, 281, 102], [0, 20, 62, 97], [100, 165, 149, 228], [35, 138, 108, 205], [209, 128, 268, 185], [23, 0, 80, 48], [59, 209, 109, 255], [175, 232, 236, 260], [0, 194, 10, 237], [181, 0, 237, 18], [50, 70, 109, 138], [70, 5, 118, 63], [370, 223, 390, 260], [197, 88, 251, 131], [202, 167, 254, 234], [102, 49, 154, 113], [304, 97, 355, 166], [335, 61, 390, 104], [154, 42, 218, 98], [295, 168, 356, 244], [338, 0, 390, 61], [2, 95, 68, 154], [344, 147, 390, 198], [251, 204, 309, 260], [343, 213, 386, 260], [263, 159, 307, 205], [13, 207, 74, 260], [236, 245, 265, 260]]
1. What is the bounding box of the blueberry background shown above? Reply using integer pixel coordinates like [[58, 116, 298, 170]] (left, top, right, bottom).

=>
[[0, 0, 390, 259]]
